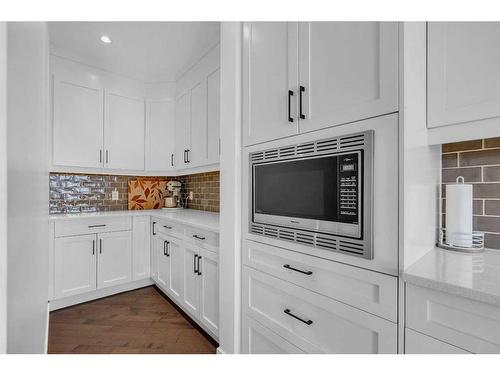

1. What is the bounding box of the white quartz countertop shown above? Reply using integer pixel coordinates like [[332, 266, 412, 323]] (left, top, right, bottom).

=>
[[49, 208, 219, 232], [403, 247, 500, 307]]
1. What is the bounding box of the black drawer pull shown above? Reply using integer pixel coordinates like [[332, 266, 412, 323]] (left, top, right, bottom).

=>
[[152, 221, 156, 235], [193, 235, 205, 240], [284, 309, 312, 325], [288, 90, 294, 123], [88, 224, 106, 228], [163, 225, 172, 229], [283, 264, 313, 275]]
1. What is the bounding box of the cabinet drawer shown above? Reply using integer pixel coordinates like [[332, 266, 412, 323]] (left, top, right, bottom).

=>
[[405, 328, 469, 354], [243, 266, 397, 353], [242, 315, 305, 354], [185, 225, 219, 251], [154, 218, 184, 238], [55, 216, 131, 237], [406, 284, 500, 353], [243, 240, 397, 322]]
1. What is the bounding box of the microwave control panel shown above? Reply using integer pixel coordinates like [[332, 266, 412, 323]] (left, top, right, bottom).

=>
[[338, 153, 360, 224]]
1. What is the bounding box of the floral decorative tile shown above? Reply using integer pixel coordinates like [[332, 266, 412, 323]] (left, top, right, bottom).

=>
[[128, 179, 167, 210]]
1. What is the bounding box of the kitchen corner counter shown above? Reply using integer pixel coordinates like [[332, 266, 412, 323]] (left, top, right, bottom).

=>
[[49, 208, 219, 232], [403, 247, 500, 307]]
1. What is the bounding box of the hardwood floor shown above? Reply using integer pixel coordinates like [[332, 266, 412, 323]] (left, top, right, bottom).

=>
[[47, 286, 218, 354]]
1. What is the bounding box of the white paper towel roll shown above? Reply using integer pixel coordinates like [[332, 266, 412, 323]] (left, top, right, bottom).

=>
[[446, 176, 473, 247]]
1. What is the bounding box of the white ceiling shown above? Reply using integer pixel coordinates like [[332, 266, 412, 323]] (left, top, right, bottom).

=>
[[48, 22, 220, 82]]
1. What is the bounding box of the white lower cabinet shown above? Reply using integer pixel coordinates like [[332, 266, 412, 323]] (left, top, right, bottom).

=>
[[242, 266, 397, 353], [132, 216, 150, 280], [54, 234, 97, 299], [405, 328, 470, 354], [183, 245, 201, 316], [97, 231, 133, 289], [150, 217, 219, 339], [406, 283, 500, 354], [242, 315, 305, 354], [168, 236, 184, 301], [54, 230, 132, 299]]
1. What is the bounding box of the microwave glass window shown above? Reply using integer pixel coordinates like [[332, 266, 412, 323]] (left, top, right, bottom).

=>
[[254, 156, 338, 221]]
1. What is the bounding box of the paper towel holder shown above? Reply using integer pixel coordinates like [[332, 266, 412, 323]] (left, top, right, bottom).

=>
[[437, 176, 485, 253]]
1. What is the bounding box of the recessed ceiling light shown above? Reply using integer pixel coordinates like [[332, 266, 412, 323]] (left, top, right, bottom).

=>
[[100, 35, 112, 44]]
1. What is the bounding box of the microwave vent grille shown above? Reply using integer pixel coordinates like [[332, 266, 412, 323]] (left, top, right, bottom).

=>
[[249, 223, 369, 258], [339, 134, 366, 150], [250, 132, 368, 163]]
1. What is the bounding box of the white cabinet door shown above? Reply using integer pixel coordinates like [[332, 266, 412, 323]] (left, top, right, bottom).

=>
[[97, 231, 132, 289], [405, 328, 470, 354], [146, 99, 175, 171], [242, 22, 299, 146], [198, 248, 219, 336], [183, 245, 200, 317], [167, 235, 184, 302], [189, 80, 208, 167], [242, 315, 305, 354], [150, 231, 159, 282], [156, 233, 171, 290], [54, 234, 97, 299], [428, 22, 500, 128], [206, 69, 220, 165], [52, 76, 104, 168], [175, 92, 191, 169], [298, 22, 398, 133], [132, 216, 150, 280], [105, 92, 145, 170]]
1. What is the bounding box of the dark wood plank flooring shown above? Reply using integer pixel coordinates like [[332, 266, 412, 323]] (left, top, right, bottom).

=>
[[48, 286, 217, 354]]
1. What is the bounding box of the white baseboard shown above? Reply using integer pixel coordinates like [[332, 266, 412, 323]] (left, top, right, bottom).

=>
[[49, 278, 153, 311]]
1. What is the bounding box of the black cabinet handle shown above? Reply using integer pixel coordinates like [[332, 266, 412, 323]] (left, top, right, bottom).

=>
[[284, 308, 312, 325], [92, 239, 95, 255], [299, 86, 305, 119], [193, 234, 205, 240], [106, 150, 109, 164], [99, 150, 102, 163], [288, 90, 294, 123], [194, 254, 198, 274], [88, 224, 106, 228], [197, 256, 202, 276], [283, 264, 313, 275], [163, 225, 172, 230], [152, 221, 156, 235], [186, 149, 190, 163], [171, 153, 174, 167], [164, 240, 170, 256], [99, 238, 102, 254]]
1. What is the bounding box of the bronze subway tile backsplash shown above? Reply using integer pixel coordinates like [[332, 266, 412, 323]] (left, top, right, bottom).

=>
[[50, 171, 220, 214], [442, 138, 500, 250]]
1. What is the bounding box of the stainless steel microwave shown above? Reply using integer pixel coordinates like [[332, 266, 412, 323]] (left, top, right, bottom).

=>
[[250, 130, 374, 259]]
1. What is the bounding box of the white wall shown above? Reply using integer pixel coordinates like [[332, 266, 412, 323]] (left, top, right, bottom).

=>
[[400, 22, 441, 270], [218, 22, 242, 354], [0, 21, 7, 354], [6, 22, 50, 353]]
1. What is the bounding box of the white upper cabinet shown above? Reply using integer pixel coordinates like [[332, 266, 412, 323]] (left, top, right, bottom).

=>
[[428, 22, 500, 129], [207, 69, 221, 165], [105, 92, 145, 170], [242, 22, 398, 145], [146, 99, 175, 171], [243, 22, 299, 146], [175, 92, 191, 168], [298, 22, 398, 133], [52, 75, 104, 168], [189, 80, 208, 167]]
